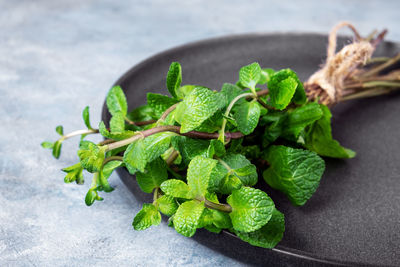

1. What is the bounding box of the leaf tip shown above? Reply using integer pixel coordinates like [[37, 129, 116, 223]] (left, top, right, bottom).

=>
[[41, 141, 54, 149]]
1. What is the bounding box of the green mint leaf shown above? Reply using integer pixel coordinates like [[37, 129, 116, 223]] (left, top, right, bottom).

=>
[[227, 138, 243, 153], [198, 207, 214, 228], [85, 189, 96, 206], [281, 102, 323, 139], [239, 62, 261, 90], [166, 62, 182, 99], [262, 111, 287, 147], [160, 179, 193, 199], [147, 93, 179, 118], [77, 141, 106, 173], [98, 172, 114, 192], [171, 136, 210, 166], [124, 162, 137, 175], [82, 106, 93, 130], [167, 216, 174, 227], [156, 195, 178, 216], [259, 102, 269, 116], [233, 165, 258, 185], [132, 203, 161, 230], [52, 140, 62, 159], [123, 132, 175, 172], [211, 209, 232, 229], [204, 224, 222, 233], [174, 86, 225, 133], [187, 156, 218, 197], [193, 112, 223, 133], [109, 112, 126, 132], [234, 101, 261, 135], [235, 81, 246, 89], [206, 191, 220, 202], [216, 169, 242, 194], [304, 104, 356, 158], [173, 200, 205, 237], [98, 160, 123, 192], [85, 187, 103, 206], [289, 70, 307, 105], [106, 85, 128, 116], [176, 84, 196, 99], [237, 145, 261, 160], [268, 69, 306, 109], [268, 76, 297, 110], [98, 121, 135, 141], [207, 139, 226, 158], [262, 145, 325, 206], [126, 105, 155, 122], [136, 158, 168, 193], [227, 186, 275, 232], [210, 164, 234, 194], [196, 196, 231, 230], [98, 121, 110, 136], [62, 162, 84, 184], [258, 68, 275, 85], [220, 83, 245, 104], [102, 160, 123, 178], [215, 153, 258, 194], [235, 208, 285, 248], [41, 141, 54, 149], [122, 137, 147, 173], [55, 125, 64, 136]]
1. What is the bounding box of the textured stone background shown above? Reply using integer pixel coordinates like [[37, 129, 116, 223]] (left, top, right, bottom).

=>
[[1, 1, 399, 266]]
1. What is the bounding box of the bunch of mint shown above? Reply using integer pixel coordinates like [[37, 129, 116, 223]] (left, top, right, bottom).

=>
[[42, 62, 354, 248]]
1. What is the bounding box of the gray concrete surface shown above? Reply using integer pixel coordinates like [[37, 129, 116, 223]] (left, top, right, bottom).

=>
[[1, 1, 399, 266]]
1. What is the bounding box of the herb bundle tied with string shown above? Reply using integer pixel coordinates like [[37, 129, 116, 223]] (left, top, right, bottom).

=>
[[42, 22, 400, 248]]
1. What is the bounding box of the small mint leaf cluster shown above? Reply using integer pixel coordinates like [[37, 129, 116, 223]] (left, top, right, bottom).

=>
[[43, 61, 355, 249], [41, 106, 98, 159]]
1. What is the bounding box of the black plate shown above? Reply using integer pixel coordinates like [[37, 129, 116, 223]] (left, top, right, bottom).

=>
[[102, 33, 400, 266]]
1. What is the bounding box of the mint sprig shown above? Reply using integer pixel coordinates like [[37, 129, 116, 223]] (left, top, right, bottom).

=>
[[42, 61, 358, 249]]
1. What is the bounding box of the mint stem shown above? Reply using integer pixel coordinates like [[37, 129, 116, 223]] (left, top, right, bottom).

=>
[[341, 87, 393, 101], [98, 139, 116, 146], [256, 97, 275, 110], [166, 149, 179, 166], [203, 198, 232, 213], [105, 125, 244, 152], [102, 156, 123, 167], [153, 187, 160, 205], [125, 118, 156, 126], [255, 89, 269, 97], [159, 103, 178, 121], [218, 89, 271, 143], [362, 81, 400, 88], [194, 196, 232, 213], [366, 57, 390, 64], [63, 129, 99, 140], [219, 92, 254, 143], [361, 53, 400, 77]]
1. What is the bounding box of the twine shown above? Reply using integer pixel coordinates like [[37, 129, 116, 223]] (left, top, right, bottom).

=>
[[305, 22, 374, 103]]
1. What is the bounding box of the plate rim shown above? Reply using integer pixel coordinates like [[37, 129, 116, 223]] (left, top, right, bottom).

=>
[[102, 32, 397, 266]]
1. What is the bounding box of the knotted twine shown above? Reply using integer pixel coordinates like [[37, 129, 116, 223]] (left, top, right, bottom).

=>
[[304, 22, 375, 106]]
